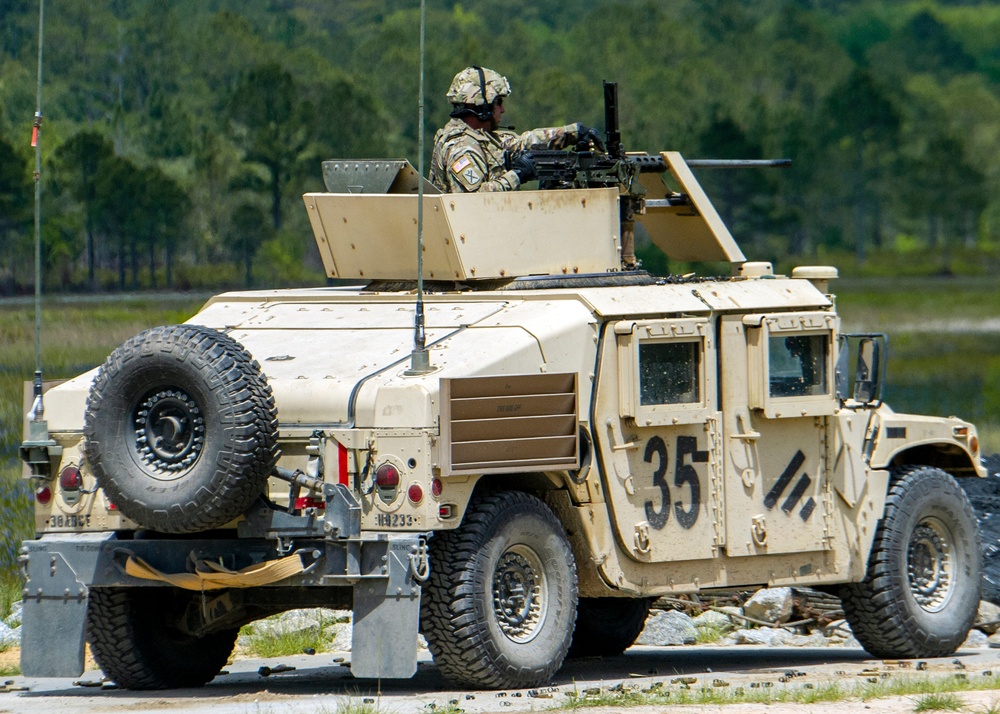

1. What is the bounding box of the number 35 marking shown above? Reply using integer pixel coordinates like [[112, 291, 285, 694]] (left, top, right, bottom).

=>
[[643, 435, 707, 530]]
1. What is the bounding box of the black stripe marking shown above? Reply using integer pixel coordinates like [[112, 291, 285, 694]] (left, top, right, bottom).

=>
[[781, 473, 812, 514], [764, 450, 806, 509], [799, 497, 816, 522]]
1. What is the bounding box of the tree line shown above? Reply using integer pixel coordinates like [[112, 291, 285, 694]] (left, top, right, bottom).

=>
[[1, 0, 999, 294]]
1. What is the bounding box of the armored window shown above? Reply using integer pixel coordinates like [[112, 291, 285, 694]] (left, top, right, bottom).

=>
[[768, 334, 829, 398], [745, 311, 838, 418], [616, 317, 715, 426], [639, 341, 701, 405]]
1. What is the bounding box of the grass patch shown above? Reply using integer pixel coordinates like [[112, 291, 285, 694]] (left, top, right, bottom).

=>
[[556, 673, 1000, 710], [0, 572, 22, 622], [693, 622, 731, 644], [914, 692, 967, 711], [240, 612, 343, 659]]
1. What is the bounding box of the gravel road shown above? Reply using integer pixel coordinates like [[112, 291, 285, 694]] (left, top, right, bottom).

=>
[[3, 645, 1000, 714]]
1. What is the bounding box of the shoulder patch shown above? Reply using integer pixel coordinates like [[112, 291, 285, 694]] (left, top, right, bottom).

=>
[[451, 157, 484, 191]]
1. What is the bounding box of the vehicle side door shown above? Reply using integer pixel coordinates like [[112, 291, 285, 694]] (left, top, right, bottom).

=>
[[721, 311, 838, 557], [594, 318, 722, 563]]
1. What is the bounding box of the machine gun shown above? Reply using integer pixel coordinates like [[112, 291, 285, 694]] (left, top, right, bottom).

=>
[[524, 82, 790, 192], [516, 81, 790, 267]]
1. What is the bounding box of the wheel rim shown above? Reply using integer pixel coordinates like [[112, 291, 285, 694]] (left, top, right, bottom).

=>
[[132, 387, 205, 478], [491, 544, 548, 644], [907, 516, 954, 613]]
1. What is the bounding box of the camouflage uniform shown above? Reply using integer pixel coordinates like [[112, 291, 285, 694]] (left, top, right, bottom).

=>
[[431, 120, 582, 193]]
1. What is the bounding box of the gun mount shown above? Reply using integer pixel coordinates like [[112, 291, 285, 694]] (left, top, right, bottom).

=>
[[305, 82, 791, 280]]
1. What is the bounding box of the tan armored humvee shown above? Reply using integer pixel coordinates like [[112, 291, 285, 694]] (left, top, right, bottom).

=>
[[20, 149, 985, 691]]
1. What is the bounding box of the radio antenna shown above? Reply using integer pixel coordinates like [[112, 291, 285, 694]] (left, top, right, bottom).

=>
[[28, 0, 46, 420], [21, 0, 59, 481], [407, 0, 432, 374]]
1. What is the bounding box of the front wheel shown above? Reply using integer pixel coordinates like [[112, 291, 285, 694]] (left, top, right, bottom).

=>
[[840, 465, 981, 658], [421, 491, 578, 689]]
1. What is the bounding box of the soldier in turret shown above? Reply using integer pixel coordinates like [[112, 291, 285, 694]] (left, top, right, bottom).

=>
[[430, 66, 604, 193]]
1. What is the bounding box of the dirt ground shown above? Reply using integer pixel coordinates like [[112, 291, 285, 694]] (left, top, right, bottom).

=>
[[3, 644, 1000, 713], [575, 692, 1000, 713]]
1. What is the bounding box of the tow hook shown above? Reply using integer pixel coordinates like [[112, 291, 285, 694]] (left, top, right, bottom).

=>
[[409, 540, 430, 582]]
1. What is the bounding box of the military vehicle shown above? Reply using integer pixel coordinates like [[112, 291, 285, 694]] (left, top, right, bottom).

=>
[[19, 85, 985, 691]]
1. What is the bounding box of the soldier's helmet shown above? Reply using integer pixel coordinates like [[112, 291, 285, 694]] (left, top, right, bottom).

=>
[[446, 66, 511, 108]]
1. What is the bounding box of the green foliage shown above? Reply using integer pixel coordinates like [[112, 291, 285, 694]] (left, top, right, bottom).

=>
[[2, 0, 1000, 294], [913, 692, 968, 712], [240, 620, 335, 659]]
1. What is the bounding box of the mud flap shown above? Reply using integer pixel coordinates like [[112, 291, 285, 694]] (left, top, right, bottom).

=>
[[20, 534, 111, 677], [350, 537, 426, 679]]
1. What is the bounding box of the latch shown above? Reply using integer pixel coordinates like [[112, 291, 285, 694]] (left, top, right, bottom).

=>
[[633, 522, 651, 555], [751, 515, 768, 547]]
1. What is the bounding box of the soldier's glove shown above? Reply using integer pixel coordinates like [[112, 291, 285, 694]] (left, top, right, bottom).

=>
[[510, 152, 538, 183], [577, 123, 606, 152]]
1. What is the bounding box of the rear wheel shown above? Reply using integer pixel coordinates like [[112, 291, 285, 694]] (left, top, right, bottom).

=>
[[421, 491, 577, 689], [568, 597, 653, 658], [87, 588, 237, 689], [840, 465, 981, 658]]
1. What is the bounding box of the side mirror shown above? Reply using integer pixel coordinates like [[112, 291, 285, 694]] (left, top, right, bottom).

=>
[[837, 333, 887, 406], [854, 338, 879, 403]]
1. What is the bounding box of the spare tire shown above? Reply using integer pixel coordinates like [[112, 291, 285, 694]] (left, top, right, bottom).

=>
[[84, 324, 278, 533]]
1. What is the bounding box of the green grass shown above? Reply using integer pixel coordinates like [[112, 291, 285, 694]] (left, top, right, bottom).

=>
[[914, 692, 968, 712], [693, 621, 732, 644], [240, 612, 344, 659], [556, 673, 1000, 710], [979, 700, 1000, 714]]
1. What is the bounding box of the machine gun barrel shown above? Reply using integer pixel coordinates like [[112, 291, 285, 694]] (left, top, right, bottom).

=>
[[686, 159, 792, 169], [630, 154, 791, 172]]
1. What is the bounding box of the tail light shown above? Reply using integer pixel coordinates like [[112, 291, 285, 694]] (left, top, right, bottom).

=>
[[35, 486, 51, 505], [59, 466, 83, 491], [375, 463, 400, 489], [59, 465, 83, 505]]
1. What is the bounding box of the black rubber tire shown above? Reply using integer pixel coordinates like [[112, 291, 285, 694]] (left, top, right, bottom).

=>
[[84, 324, 278, 533], [840, 465, 981, 659], [567, 597, 653, 658], [421, 491, 578, 689], [87, 587, 237, 689]]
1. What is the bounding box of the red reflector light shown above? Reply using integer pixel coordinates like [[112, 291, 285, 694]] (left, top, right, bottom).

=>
[[59, 466, 83, 490], [294, 496, 326, 510], [439, 504, 454, 519], [35, 487, 51, 505], [375, 463, 400, 489], [107, 502, 118, 511], [338, 442, 349, 486], [431, 478, 443, 498], [407, 484, 423, 504]]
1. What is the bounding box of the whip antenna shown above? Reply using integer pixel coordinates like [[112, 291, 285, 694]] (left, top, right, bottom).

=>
[[407, 0, 432, 374], [28, 0, 46, 420], [21, 0, 59, 481]]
